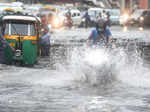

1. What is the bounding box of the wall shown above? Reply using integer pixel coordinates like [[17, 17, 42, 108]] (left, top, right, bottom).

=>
[[0, 0, 12, 2], [148, 0, 150, 8], [139, 0, 148, 9]]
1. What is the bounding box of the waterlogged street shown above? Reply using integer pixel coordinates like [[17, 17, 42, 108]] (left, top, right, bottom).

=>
[[1, 26, 150, 112]]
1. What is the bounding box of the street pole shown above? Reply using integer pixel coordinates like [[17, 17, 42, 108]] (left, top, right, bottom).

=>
[[120, 0, 133, 14], [120, 0, 125, 13]]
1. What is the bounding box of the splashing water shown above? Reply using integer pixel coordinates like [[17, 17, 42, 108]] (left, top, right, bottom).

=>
[[84, 48, 109, 66], [61, 46, 117, 87], [57, 42, 150, 88]]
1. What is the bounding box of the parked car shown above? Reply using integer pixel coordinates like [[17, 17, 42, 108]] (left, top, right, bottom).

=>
[[108, 9, 120, 25], [128, 9, 145, 25]]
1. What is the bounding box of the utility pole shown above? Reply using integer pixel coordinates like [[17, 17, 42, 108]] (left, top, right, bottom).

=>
[[120, 0, 125, 13], [120, 0, 133, 14]]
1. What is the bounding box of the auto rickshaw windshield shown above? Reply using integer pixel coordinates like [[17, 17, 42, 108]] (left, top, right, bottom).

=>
[[4, 21, 35, 36]]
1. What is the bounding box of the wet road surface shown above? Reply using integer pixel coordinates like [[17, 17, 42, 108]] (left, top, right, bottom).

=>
[[1, 26, 150, 112]]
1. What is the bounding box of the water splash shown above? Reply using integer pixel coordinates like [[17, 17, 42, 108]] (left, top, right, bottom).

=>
[[110, 44, 150, 88], [56, 45, 117, 87], [56, 42, 150, 88]]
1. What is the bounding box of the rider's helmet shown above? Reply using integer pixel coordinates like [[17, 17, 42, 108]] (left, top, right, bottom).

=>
[[96, 18, 106, 33]]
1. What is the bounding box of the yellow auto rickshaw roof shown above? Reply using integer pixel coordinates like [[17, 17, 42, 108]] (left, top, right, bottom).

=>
[[44, 5, 56, 11], [4, 8, 15, 12], [2, 15, 37, 22]]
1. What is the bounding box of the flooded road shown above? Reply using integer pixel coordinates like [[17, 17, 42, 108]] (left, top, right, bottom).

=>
[[1, 26, 150, 112]]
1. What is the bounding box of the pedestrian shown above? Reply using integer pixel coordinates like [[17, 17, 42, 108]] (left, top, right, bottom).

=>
[[41, 27, 51, 57], [83, 11, 91, 28], [0, 26, 15, 64]]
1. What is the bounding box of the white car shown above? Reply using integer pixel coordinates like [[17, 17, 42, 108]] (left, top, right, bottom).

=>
[[108, 9, 120, 25], [70, 9, 82, 26]]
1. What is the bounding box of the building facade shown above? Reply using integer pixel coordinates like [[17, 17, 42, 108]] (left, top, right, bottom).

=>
[[20, 0, 80, 4], [139, 0, 150, 9], [0, 0, 12, 2], [111, 0, 150, 10]]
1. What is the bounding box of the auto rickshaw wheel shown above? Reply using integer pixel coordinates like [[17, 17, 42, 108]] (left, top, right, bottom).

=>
[[14, 61, 23, 66]]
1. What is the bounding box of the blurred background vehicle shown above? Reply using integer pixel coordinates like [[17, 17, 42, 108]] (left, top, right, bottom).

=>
[[87, 7, 103, 26], [59, 9, 82, 27], [108, 9, 120, 25], [70, 9, 82, 26], [24, 5, 41, 16], [138, 10, 150, 27], [37, 5, 63, 29], [128, 9, 145, 25], [0, 3, 23, 12], [119, 10, 130, 26]]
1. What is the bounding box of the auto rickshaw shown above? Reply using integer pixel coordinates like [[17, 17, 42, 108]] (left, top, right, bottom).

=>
[[0, 9, 41, 65]]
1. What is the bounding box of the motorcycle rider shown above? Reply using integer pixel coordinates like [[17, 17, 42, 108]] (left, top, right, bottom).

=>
[[65, 9, 72, 28], [87, 17, 112, 46], [102, 10, 107, 20]]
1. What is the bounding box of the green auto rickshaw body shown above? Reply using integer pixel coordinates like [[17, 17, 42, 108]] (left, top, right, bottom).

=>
[[0, 12, 41, 65]]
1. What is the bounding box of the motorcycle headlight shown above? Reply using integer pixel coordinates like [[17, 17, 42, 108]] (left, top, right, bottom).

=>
[[41, 28, 44, 32], [82, 18, 85, 22], [120, 13, 129, 23], [48, 24, 51, 30], [139, 27, 144, 31], [140, 16, 144, 21], [123, 14, 129, 21]]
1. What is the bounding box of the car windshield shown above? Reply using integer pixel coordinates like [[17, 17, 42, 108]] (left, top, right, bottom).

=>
[[110, 10, 120, 16], [4, 21, 35, 36], [132, 10, 144, 16], [88, 10, 102, 17]]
